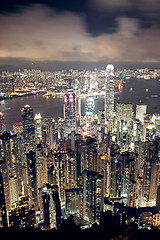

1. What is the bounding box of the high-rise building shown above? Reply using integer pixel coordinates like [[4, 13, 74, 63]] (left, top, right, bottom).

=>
[[116, 103, 133, 127], [86, 96, 95, 135], [81, 170, 103, 223], [105, 64, 114, 121], [142, 138, 160, 206], [81, 136, 98, 173], [21, 105, 35, 137], [152, 113, 160, 136], [64, 89, 76, 137], [65, 188, 80, 216], [0, 132, 20, 214], [26, 151, 38, 209], [0, 172, 7, 227], [34, 113, 42, 139], [42, 118, 56, 149], [115, 103, 133, 149], [0, 112, 6, 134], [99, 148, 111, 198], [136, 105, 147, 124], [39, 184, 61, 230], [54, 149, 77, 207]]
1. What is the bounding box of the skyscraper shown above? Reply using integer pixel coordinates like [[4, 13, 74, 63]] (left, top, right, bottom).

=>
[[105, 64, 114, 121], [116, 103, 133, 127], [0, 112, 6, 134], [0, 172, 7, 227], [136, 105, 147, 124], [81, 136, 98, 173], [34, 113, 42, 139], [64, 89, 76, 137], [26, 151, 38, 209], [86, 96, 95, 135], [0, 132, 20, 214], [21, 105, 35, 137], [81, 170, 103, 223], [39, 184, 61, 230]]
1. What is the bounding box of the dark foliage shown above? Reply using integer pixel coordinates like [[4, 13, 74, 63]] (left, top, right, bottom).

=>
[[1, 213, 160, 240]]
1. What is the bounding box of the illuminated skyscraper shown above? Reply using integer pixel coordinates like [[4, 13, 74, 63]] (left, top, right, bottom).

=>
[[26, 150, 38, 209], [99, 149, 111, 198], [65, 188, 80, 216], [81, 136, 98, 172], [143, 137, 160, 206], [0, 112, 6, 134], [136, 104, 147, 124], [0, 132, 20, 214], [116, 103, 133, 127], [105, 64, 114, 121], [54, 149, 77, 207], [21, 105, 35, 137], [85, 96, 95, 135], [64, 89, 76, 137], [0, 173, 7, 227], [81, 170, 103, 223], [42, 118, 56, 149], [152, 113, 160, 136], [34, 113, 42, 139], [39, 184, 61, 230]]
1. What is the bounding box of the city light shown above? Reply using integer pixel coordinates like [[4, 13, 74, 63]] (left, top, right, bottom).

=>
[[0, 65, 160, 236]]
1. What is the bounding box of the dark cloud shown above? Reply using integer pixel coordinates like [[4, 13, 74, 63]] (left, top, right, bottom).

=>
[[89, 0, 160, 13], [88, 0, 160, 34], [0, 0, 88, 13]]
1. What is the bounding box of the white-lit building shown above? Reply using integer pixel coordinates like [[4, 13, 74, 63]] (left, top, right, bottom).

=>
[[34, 113, 42, 139], [136, 105, 147, 124]]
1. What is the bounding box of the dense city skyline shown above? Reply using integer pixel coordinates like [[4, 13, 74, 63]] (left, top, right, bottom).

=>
[[0, 0, 160, 66], [0, 64, 160, 233], [1, 1, 160, 238]]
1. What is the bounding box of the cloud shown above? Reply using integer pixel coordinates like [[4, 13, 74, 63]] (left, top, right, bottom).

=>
[[0, 4, 96, 61], [89, 0, 131, 11], [89, 0, 160, 12], [95, 17, 160, 62], [0, 4, 160, 63]]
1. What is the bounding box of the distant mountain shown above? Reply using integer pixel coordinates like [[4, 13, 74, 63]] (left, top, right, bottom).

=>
[[0, 58, 160, 72]]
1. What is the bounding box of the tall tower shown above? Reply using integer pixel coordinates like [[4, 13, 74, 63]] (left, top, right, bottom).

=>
[[21, 105, 35, 138], [64, 89, 76, 137], [105, 64, 114, 121]]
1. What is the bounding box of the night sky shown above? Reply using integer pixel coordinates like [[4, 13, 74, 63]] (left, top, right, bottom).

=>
[[0, 0, 160, 65]]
